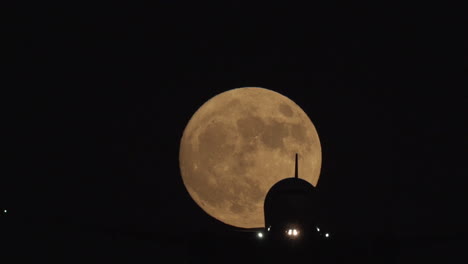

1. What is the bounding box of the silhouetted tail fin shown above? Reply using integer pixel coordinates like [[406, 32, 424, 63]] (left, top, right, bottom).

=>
[[295, 153, 299, 179]]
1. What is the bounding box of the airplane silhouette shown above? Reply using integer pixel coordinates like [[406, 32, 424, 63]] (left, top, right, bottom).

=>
[[236, 154, 331, 246]]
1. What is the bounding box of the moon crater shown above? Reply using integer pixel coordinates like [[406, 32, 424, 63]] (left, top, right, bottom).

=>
[[279, 103, 294, 117]]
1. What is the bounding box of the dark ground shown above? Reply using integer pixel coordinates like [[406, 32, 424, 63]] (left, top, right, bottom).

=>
[[3, 1, 466, 263]]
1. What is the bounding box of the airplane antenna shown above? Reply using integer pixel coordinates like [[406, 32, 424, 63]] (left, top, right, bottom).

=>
[[295, 153, 299, 179]]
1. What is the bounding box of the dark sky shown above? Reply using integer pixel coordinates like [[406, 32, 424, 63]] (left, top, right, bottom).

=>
[[4, 1, 466, 263]]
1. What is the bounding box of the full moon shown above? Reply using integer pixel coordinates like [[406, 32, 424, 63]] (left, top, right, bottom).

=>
[[179, 87, 321, 228]]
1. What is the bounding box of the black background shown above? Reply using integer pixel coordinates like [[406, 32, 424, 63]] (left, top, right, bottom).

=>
[[3, 1, 466, 263]]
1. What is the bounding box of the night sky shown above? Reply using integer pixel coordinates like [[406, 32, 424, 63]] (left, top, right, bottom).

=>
[[4, 2, 466, 263]]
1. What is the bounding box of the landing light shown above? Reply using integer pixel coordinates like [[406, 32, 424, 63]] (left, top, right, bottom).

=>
[[286, 228, 300, 237]]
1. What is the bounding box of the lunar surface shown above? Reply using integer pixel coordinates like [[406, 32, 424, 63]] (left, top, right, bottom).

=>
[[179, 87, 321, 228]]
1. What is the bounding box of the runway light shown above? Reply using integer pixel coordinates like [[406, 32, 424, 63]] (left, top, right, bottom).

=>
[[267, 226, 271, 231], [316, 227, 320, 232], [325, 233, 329, 238], [257, 232, 263, 238]]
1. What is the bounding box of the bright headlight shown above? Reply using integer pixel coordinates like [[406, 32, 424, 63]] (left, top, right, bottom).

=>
[[286, 228, 300, 237]]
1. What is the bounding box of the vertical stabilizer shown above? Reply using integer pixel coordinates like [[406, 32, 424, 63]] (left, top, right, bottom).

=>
[[295, 153, 299, 179]]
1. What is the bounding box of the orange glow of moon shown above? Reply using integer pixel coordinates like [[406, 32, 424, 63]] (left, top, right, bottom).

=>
[[179, 87, 321, 228]]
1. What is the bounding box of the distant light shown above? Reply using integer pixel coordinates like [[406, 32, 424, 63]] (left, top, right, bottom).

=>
[[267, 226, 271, 231], [3, 210, 6, 213], [257, 232, 263, 238], [325, 233, 329, 238], [286, 228, 300, 237], [316, 227, 320, 232]]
